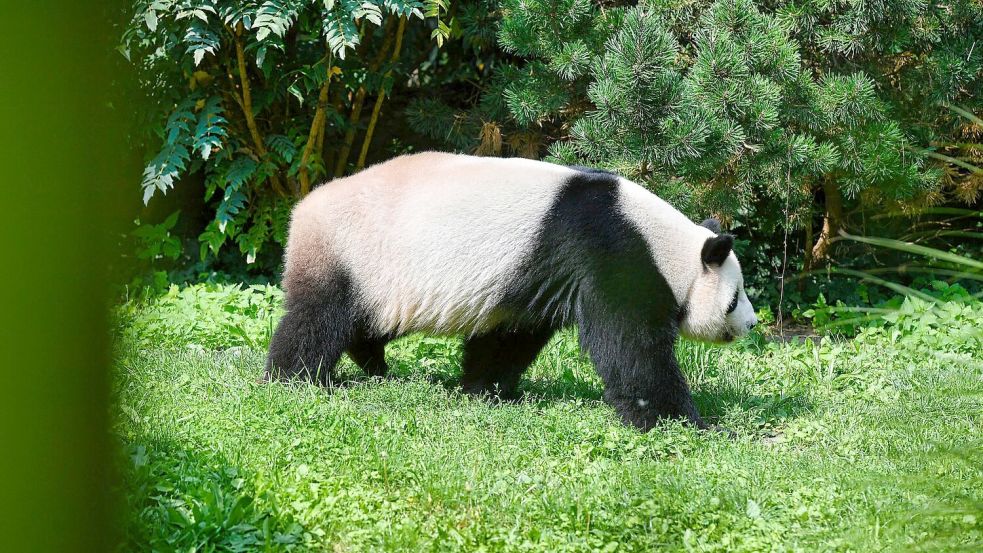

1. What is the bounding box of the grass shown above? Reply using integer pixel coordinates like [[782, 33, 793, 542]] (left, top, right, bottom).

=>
[[114, 287, 982, 551]]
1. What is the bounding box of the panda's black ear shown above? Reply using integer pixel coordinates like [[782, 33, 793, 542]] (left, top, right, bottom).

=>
[[701, 234, 734, 267], [700, 218, 722, 234]]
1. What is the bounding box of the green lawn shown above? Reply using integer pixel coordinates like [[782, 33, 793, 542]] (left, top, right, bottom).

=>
[[115, 287, 982, 551]]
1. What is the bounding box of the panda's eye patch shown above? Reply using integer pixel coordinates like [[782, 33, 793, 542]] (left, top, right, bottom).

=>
[[726, 290, 739, 314]]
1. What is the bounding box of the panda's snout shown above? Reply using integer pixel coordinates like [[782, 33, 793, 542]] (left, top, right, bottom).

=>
[[747, 317, 758, 330]]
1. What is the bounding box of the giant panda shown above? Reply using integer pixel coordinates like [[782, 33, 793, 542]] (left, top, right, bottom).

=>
[[266, 152, 758, 431]]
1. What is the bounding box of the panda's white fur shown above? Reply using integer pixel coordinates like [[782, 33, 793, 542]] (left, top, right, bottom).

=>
[[270, 152, 757, 431], [286, 152, 570, 335], [615, 178, 757, 342]]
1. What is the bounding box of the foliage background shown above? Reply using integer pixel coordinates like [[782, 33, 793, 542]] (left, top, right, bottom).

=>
[[122, 0, 501, 278], [124, 0, 982, 316], [414, 0, 983, 309]]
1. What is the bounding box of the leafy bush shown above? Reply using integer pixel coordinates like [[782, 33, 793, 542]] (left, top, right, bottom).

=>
[[799, 284, 982, 353], [121, 0, 497, 272], [865, 295, 983, 354], [131, 211, 183, 262]]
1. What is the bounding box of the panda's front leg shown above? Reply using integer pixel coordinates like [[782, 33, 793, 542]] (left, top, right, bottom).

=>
[[601, 361, 708, 432], [582, 327, 708, 431]]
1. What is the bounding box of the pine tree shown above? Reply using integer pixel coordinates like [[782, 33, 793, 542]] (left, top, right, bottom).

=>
[[426, 0, 982, 267]]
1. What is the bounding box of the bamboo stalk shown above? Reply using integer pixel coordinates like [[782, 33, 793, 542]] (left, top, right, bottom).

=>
[[334, 20, 396, 177], [356, 17, 407, 171], [233, 23, 287, 197]]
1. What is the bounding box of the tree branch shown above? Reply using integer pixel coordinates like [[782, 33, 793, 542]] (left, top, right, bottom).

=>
[[299, 54, 334, 196], [910, 146, 983, 174], [232, 23, 288, 197], [356, 16, 407, 171], [334, 19, 397, 177]]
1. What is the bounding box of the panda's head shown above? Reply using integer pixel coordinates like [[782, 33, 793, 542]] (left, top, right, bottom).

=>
[[678, 219, 758, 343]]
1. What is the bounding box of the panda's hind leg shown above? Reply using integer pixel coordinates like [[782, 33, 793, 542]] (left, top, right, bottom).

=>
[[460, 328, 554, 400], [347, 334, 390, 378], [265, 274, 354, 386]]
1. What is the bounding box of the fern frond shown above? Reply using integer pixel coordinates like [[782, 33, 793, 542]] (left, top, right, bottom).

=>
[[142, 100, 196, 204], [193, 96, 228, 160], [322, 4, 360, 59], [266, 134, 298, 164], [253, 0, 303, 41], [184, 21, 220, 66]]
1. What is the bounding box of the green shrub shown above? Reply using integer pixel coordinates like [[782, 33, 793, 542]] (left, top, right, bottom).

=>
[[121, 0, 497, 273], [417, 0, 982, 273], [857, 295, 983, 355]]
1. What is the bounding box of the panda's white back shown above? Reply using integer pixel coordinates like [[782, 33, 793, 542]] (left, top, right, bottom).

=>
[[287, 152, 576, 335]]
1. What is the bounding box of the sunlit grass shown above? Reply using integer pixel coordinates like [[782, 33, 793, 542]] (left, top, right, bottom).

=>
[[115, 309, 982, 551]]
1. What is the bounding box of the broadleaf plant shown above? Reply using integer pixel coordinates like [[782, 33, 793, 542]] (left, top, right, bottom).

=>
[[122, 0, 469, 272]]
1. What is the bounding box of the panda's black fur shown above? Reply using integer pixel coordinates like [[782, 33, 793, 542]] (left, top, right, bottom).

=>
[[267, 161, 731, 431], [493, 169, 702, 429]]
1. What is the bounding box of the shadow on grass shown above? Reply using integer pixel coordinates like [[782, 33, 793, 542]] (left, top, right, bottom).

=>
[[267, 330, 811, 431], [341, 357, 812, 430], [119, 437, 305, 552]]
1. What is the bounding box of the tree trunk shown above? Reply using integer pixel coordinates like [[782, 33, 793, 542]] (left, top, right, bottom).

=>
[[800, 208, 815, 291], [334, 89, 368, 177], [322, 86, 345, 172], [232, 23, 287, 197], [810, 177, 844, 264]]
